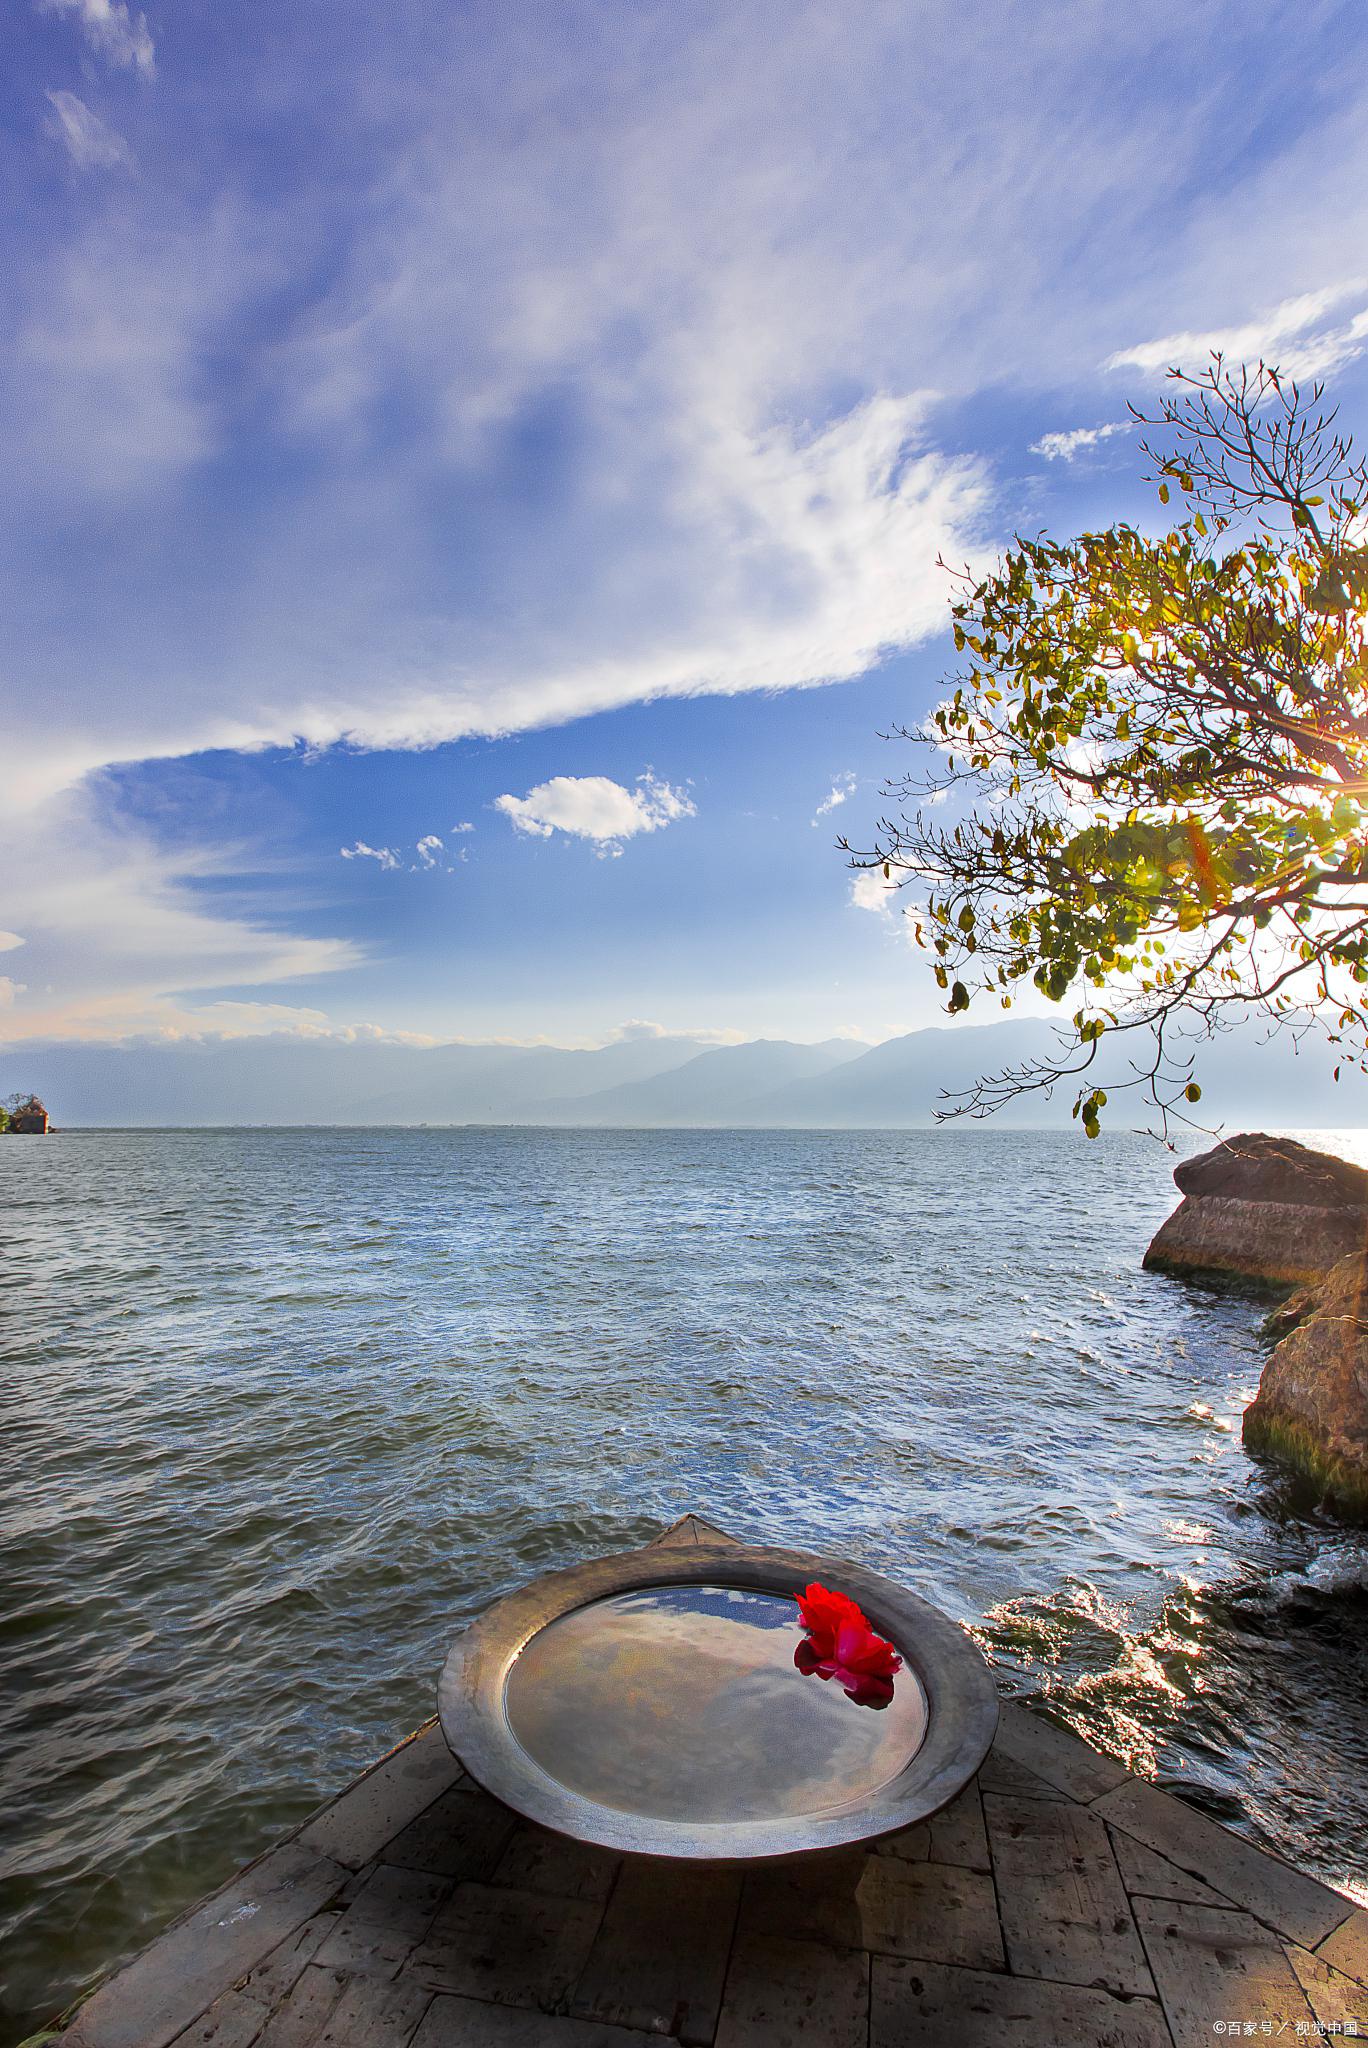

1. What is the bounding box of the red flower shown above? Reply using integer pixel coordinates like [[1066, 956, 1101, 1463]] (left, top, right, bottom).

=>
[[794, 1582, 902, 1709]]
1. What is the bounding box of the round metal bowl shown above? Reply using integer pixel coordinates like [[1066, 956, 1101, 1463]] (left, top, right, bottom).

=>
[[437, 1518, 997, 1862]]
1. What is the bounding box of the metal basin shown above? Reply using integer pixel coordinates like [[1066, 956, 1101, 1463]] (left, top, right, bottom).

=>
[[437, 1517, 997, 1861]]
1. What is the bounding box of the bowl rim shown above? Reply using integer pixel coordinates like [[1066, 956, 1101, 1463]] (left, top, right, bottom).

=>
[[437, 1520, 998, 1861]]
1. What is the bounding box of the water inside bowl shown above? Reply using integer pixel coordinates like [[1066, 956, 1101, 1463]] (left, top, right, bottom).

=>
[[502, 1582, 928, 1824]]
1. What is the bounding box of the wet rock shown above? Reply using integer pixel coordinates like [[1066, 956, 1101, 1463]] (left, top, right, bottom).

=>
[[1144, 1134, 1368, 1289], [1244, 1251, 1368, 1521]]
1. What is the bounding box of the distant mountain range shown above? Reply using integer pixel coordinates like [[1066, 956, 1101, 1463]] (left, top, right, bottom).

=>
[[3, 1016, 1360, 1127]]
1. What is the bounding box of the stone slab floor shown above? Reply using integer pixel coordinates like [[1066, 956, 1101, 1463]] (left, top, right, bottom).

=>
[[47, 1695, 1368, 2048]]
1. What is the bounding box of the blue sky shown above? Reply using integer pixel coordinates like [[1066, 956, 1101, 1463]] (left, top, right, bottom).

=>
[[5, 0, 1368, 1049]]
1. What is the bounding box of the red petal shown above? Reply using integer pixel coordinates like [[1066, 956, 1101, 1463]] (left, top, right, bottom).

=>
[[796, 1582, 869, 1659]]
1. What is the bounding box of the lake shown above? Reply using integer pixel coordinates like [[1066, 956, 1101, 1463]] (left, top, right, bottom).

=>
[[2, 1125, 1366, 2043]]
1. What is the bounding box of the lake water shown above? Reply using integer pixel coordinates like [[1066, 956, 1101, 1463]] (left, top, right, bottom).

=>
[[2, 1125, 1367, 2042]]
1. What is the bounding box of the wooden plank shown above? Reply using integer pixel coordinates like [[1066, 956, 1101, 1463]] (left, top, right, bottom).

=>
[[490, 1824, 620, 1902], [993, 1704, 1132, 1804], [312, 1968, 432, 2046], [647, 1514, 735, 1549], [986, 1794, 1152, 1996], [411, 1995, 659, 2045], [871, 1957, 1171, 2048], [739, 1850, 1003, 1969], [1132, 1897, 1318, 2047], [299, 1724, 465, 1873], [382, 1788, 518, 1882], [1286, 1939, 1368, 2030], [1108, 1829, 1231, 1908], [875, 1782, 990, 1870], [169, 1912, 341, 2047], [738, 1853, 870, 1951], [1319, 1906, 1368, 1986], [253, 1965, 349, 2048], [412, 1882, 604, 2011], [1094, 1780, 1351, 1948], [975, 1748, 1069, 1804], [853, 1858, 1003, 1969], [714, 1934, 868, 2048], [570, 1862, 741, 2045], [168, 1996, 274, 2048], [313, 1865, 451, 1979], [63, 1844, 349, 2048]]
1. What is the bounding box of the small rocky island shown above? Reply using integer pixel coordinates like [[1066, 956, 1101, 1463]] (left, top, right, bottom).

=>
[[1, 1090, 50, 1133], [1145, 1132, 1368, 1519]]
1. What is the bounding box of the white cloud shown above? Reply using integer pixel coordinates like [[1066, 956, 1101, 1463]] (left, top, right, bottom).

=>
[[1107, 281, 1368, 382], [451, 821, 475, 834], [0, 932, 24, 953], [38, 0, 155, 76], [1031, 421, 1129, 462], [812, 772, 856, 823], [850, 868, 897, 914], [340, 840, 401, 869], [608, 1017, 746, 1045], [43, 91, 134, 171], [0, 978, 26, 1007], [414, 834, 444, 868], [494, 773, 696, 856]]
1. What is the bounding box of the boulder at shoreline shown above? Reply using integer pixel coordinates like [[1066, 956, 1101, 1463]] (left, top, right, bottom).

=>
[[1143, 1133, 1368, 1518], [1244, 1250, 1368, 1520], [1143, 1132, 1368, 1289]]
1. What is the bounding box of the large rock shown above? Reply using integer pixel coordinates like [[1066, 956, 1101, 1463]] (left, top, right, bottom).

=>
[[1244, 1250, 1368, 1518], [1173, 1131, 1368, 1208], [1144, 1133, 1368, 1288]]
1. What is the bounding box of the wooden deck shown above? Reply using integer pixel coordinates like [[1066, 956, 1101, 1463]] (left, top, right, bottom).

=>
[[43, 1537, 1368, 2048]]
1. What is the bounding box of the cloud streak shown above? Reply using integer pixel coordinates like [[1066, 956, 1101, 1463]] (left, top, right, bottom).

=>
[[38, 0, 155, 76], [1031, 422, 1130, 462], [813, 772, 857, 823], [1108, 281, 1368, 383], [43, 91, 134, 171]]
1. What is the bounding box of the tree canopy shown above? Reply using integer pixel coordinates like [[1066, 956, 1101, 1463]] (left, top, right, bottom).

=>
[[846, 356, 1368, 1134]]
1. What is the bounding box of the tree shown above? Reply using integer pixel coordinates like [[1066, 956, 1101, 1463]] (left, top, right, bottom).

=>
[[845, 356, 1368, 1135]]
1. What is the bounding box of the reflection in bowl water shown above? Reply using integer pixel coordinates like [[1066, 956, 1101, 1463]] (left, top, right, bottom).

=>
[[502, 1583, 928, 1823]]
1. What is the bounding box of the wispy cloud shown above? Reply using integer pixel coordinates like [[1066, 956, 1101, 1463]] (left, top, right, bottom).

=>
[[812, 771, 856, 823], [340, 833, 464, 873], [38, 0, 155, 76], [0, 932, 24, 954], [1108, 281, 1368, 382], [0, 785, 362, 1047], [1031, 421, 1129, 463], [494, 773, 695, 856], [43, 90, 133, 171], [340, 840, 401, 870], [0, 977, 26, 1007]]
